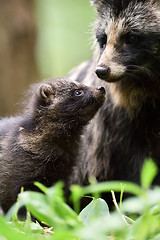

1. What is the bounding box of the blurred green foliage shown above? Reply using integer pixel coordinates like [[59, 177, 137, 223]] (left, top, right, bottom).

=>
[[34, 0, 95, 78], [1, 159, 160, 239]]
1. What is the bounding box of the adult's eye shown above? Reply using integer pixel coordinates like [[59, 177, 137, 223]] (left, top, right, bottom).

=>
[[97, 33, 107, 49], [74, 90, 84, 96], [124, 33, 139, 45]]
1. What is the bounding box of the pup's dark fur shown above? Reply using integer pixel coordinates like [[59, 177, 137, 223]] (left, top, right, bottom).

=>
[[0, 78, 105, 213], [68, 0, 160, 206]]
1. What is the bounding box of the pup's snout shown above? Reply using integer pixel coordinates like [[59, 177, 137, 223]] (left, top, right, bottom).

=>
[[95, 66, 110, 80], [97, 86, 105, 94]]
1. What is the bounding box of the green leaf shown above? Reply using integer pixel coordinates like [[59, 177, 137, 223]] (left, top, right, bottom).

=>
[[122, 197, 146, 214], [46, 183, 82, 227], [78, 213, 126, 240], [147, 188, 160, 206], [18, 185, 83, 230], [53, 230, 79, 240], [46, 182, 65, 207], [70, 184, 84, 213], [79, 198, 109, 225], [0, 215, 32, 240], [34, 182, 47, 193], [18, 191, 57, 227], [141, 158, 158, 189], [128, 213, 160, 240], [82, 181, 143, 196]]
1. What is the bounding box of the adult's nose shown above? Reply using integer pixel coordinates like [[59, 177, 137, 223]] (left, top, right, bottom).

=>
[[95, 66, 111, 80]]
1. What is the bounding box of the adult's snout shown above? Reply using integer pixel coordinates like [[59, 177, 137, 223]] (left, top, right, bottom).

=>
[[95, 66, 111, 80]]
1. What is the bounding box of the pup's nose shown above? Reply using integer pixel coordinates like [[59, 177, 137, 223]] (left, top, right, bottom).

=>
[[95, 66, 110, 80], [97, 86, 105, 94]]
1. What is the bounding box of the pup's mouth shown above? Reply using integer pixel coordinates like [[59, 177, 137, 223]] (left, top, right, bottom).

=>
[[90, 87, 106, 107]]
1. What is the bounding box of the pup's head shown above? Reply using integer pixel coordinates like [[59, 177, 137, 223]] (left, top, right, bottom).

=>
[[34, 78, 105, 127], [91, 0, 160, 112]]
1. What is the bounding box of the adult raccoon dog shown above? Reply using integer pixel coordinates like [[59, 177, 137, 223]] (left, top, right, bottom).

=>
[[68, 0, 160, 203], [0, 78, 105, 213]]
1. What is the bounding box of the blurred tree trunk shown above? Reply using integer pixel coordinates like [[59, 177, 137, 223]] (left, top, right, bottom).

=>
[[0, 0, 39, 117]]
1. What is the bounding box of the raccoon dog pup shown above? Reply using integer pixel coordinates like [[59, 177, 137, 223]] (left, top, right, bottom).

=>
[[0, 78, 105, 213], [69, 0, 160, 204]]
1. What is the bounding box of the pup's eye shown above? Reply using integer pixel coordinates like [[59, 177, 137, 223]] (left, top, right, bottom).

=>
[[97, 33, 107, 49], [74, 90, 84, 96], [124, 33, 139, 45]]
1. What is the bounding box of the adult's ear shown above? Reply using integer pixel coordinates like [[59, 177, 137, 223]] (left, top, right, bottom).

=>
[[90, 0, 96, 5], [150, 0, 160, 4], [90, 0, 103, 6], [90, 0, 108, 13], [38, 83, 54, 101]]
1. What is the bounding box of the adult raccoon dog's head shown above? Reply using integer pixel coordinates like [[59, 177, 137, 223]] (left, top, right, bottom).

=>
[[91, 0, 160, 113]]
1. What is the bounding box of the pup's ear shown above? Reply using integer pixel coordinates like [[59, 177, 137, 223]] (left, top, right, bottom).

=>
[[38, 83, 54, 101]]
